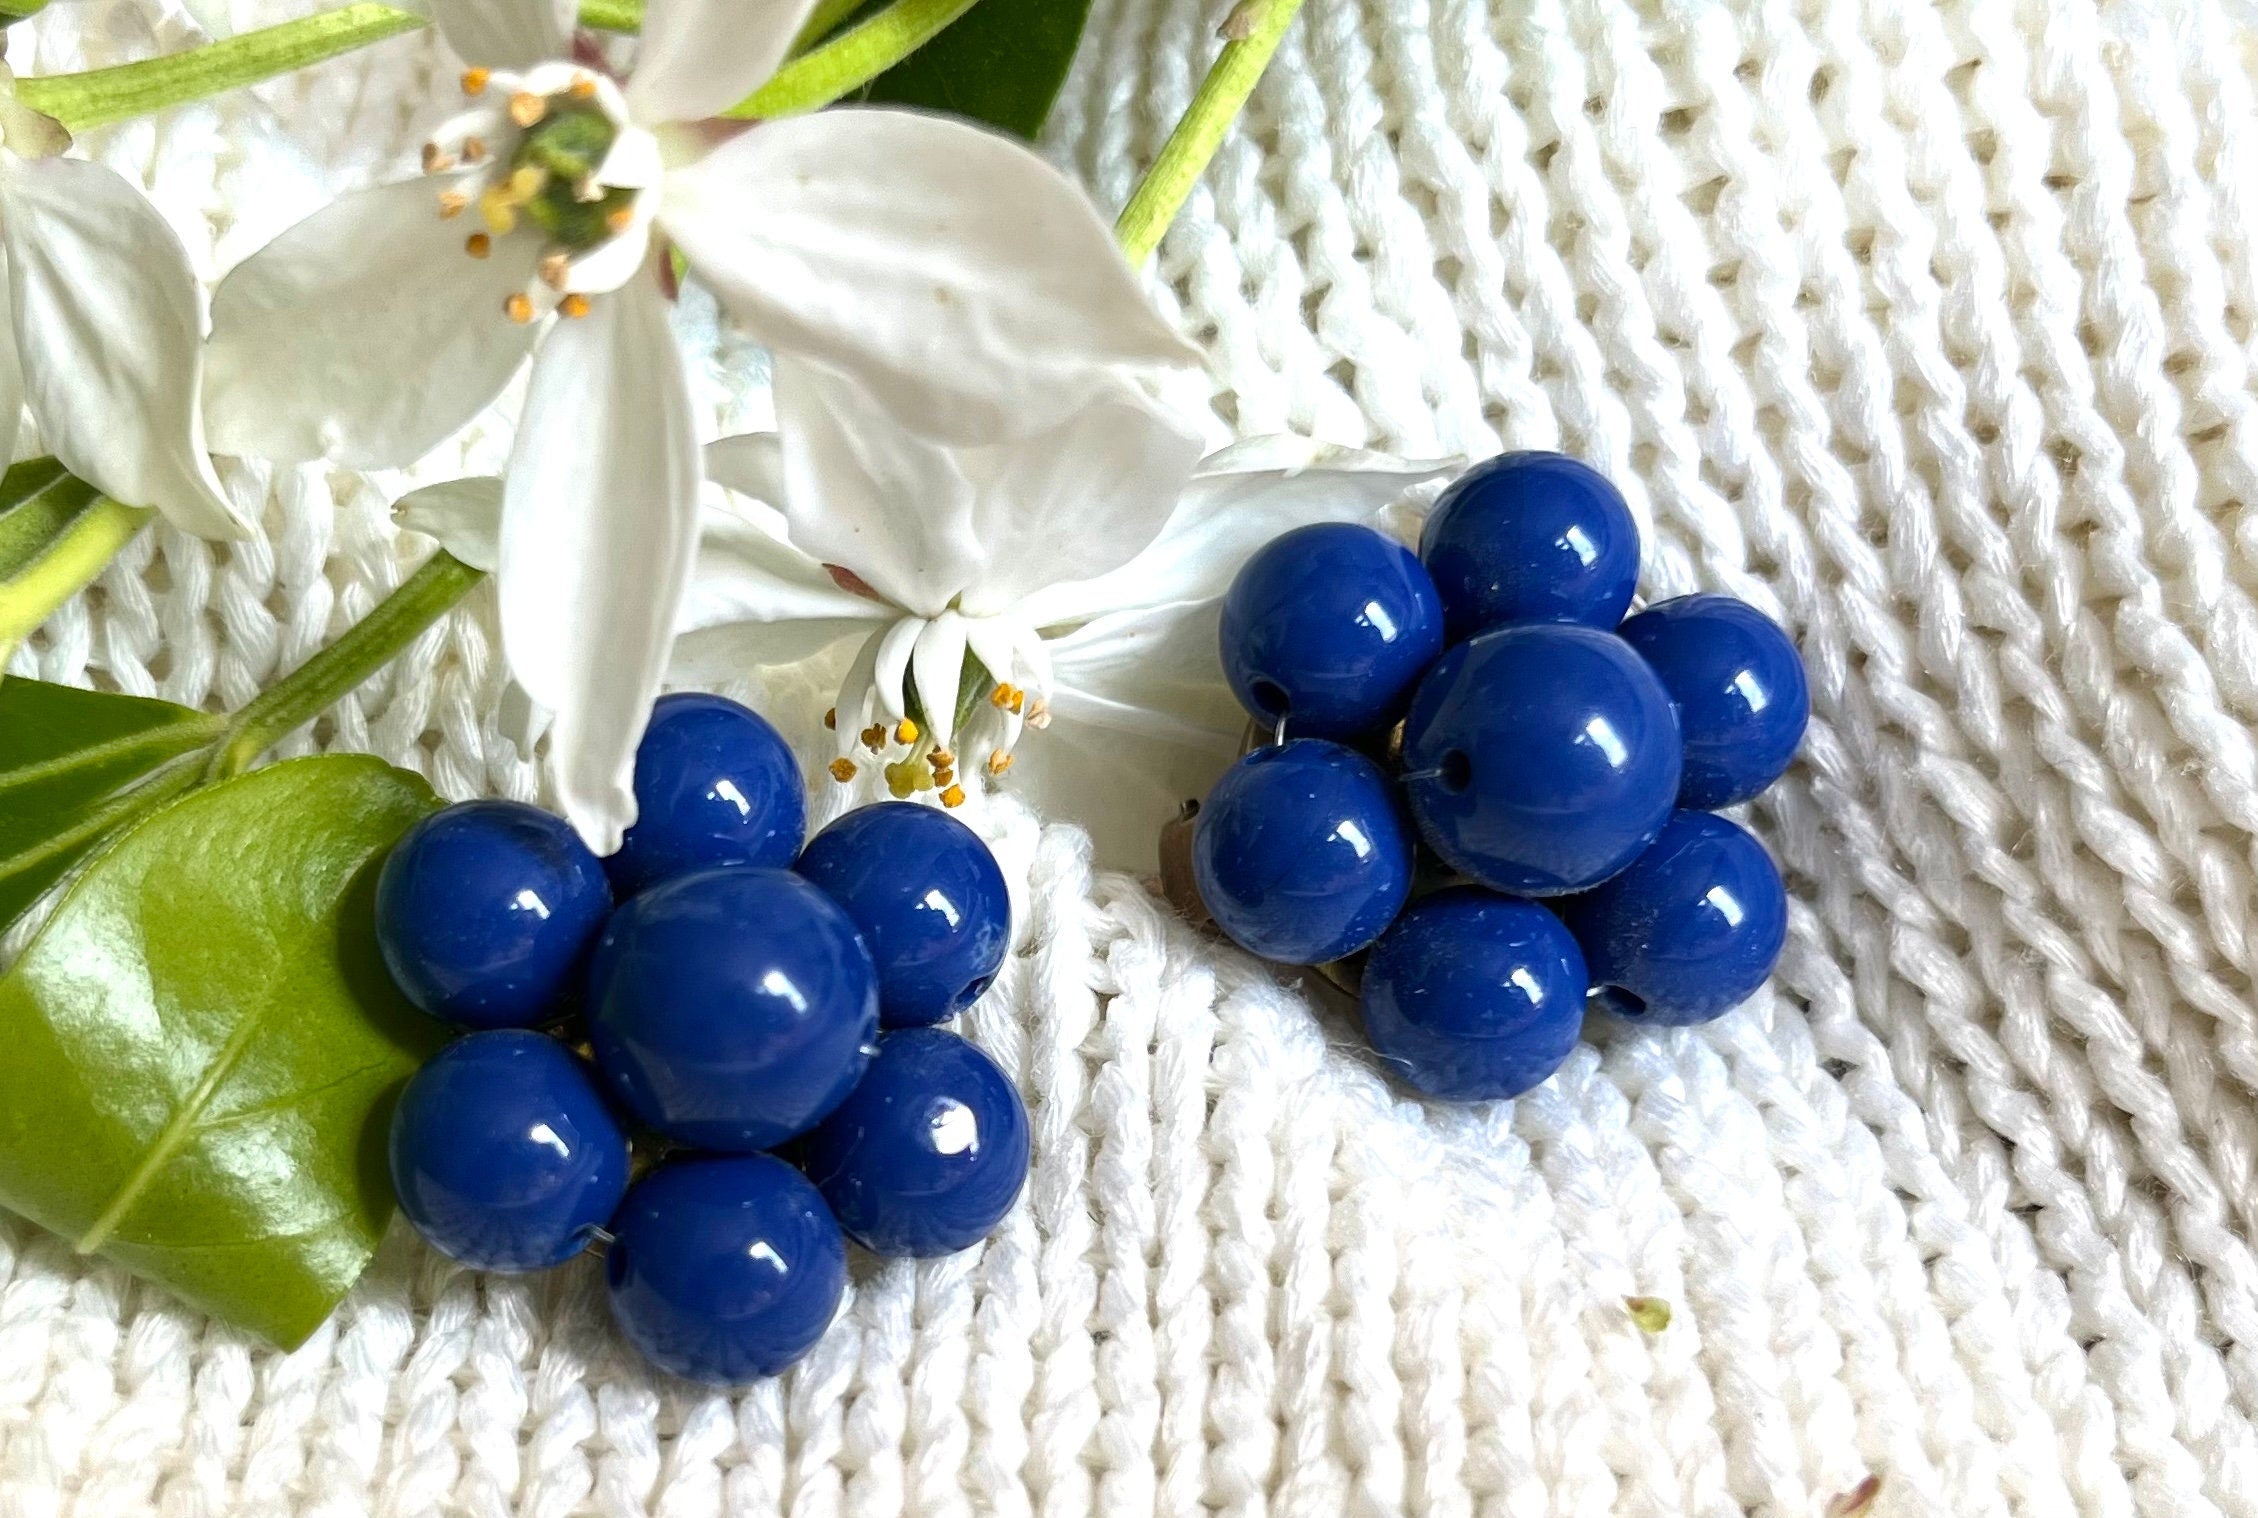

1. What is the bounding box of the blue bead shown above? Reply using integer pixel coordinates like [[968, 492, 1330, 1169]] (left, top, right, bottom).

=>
[[1401, 624, 1680, 896], [1218, 522, 1445, 739], [1419, 452, 1640, 639], [795, 803, 1010, 1028], [1193, 738, 1414, 964], [1360, 887, 1588, 1102], [587, 867, 877, 1150], [605, 1154, 847, 1384], [1558, 810, 1786, 1026], [801, 1028, 1029, 1257], [606, 693, 806, 897], [1617, 594, 1808, 809], [376, 800, 612, 1029], [388, 1030, 629, 1271]]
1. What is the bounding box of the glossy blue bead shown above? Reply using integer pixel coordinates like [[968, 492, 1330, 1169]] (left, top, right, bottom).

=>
[[1360, 887, 1588, 1102], [605, 1154, 847, 1384], [388, 1030, 630, 1271], [1558, 810, 1787, 1026], [1193, 738, 1414, 964], [1218, 522, 1446, 739], [795, 803, 1010, 1028], [587, 867, 877, 1150], [606, 693, 806, 897], [1401, 624, 1680, 896], [1617, 594, 1809, 809], [1419, 452, 1640, 639], [376, 799, 612, 1028], [801, 1028, 1029, 1257]]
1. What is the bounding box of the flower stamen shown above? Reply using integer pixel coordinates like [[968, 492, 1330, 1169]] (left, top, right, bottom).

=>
[[568, 73, 599, 100], [895, 718, 919, 745], [823, 708, 838, 730], [560, 293, 592, 319], [539, 251, 571, 289], [987, 751, 1016, 776], [503, 292, 535, 323], [463, 136, 488, 164], [605, 206, 635, 234], [478, 188, 518, 235], [461, 66, 491, 96], [508, 91, 547, 128], [940, 783, 967, 808], [829, 758, 858, 783], [464, 232, 492, 258], [421, 143, 454, 174]]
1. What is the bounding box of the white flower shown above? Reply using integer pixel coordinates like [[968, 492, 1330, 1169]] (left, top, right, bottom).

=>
[[671, 358, 1457, 870], [200, 0, 1196, 851], [0, 79, 248, 540]]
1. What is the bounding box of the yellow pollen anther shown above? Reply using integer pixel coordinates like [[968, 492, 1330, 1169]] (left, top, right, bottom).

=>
[[508, 91, 546, 128], [940, 784, 967, 808], [465, 232, 492, 258], [568, 73, 598, 99], [561, 294, 592, 319], [932, 763, 955, 784], [823, 708, 838, 730], [438, 188, 470, 219], [478, 188, 518, 234], [1025, 699, 1050, 730], [539, 252, 571, 290], [861, 723, 888, 750], [605, 206, 636, 234], [503, 292, 535, 324], [930, 748, 955, 770], [463, 136, 488, 163], [461, 66, 491, 95], [990, 683, 1018, 711], [895, 718, 920, 745], [987, 751, 1015, 776], [508, 165, 547, 201], [421, 142, 453, 173], [829, 758, 858, 783]]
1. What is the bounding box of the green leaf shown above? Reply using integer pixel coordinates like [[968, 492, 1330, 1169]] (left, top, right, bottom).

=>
[[0, 755, 446, 1348], [858, 0, 1093, 138], [0, 458, 153, 663], [0, 677, 223, 933]]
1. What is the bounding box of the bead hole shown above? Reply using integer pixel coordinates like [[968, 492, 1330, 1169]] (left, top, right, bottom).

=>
[[1248, 679, 1290, 718], [1437, 749, 1473, 794], [1604, 988, 1648, 1019], [957, 973, 996, 1009]]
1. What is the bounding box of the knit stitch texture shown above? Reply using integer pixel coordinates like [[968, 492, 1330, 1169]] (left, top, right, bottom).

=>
[[5, 1, 2256, 1515]]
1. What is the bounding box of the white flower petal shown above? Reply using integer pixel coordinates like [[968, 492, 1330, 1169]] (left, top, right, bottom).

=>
[[626, 0, 816, 125], [1000, 687, 1240, 874], [874, 616, 923, 721], [662, 108, 1199, 444], [497, 679, 552, 758], [0, 157, 246, 538], [597, 126, 666, 189], [392, 474, 504, 570], [205, 175, 545, 468], [1012, 440, 1459, 630], [911, 610, 969, 748], [772, 355, 980, 617], [832, 627, 886, 758], [1045, 599, 1245, 738], [429, 0, 573, 67], [961, 615, 1024, 694], [954, 390, 1206, 617], [499, 270, 701, 855], [561, 208, 655, 294], [670, 502, 888, 679], [704, 431, 785, 507]]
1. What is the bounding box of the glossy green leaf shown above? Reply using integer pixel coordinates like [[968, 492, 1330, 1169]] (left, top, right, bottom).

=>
[[0, 755, 445, 1348], [858, 0, 1092, 138], [0, 677, 223, 933]]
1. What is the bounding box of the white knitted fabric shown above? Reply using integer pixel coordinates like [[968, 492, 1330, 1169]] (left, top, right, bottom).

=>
[[5, 0, 2255, 1513]]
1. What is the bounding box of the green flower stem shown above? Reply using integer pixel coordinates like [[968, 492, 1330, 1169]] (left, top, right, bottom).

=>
[[210, 551, 485, 781], [16, 4, 423, 134], [1113, 0, 1305, 265], [16, 0, 640, 135], [791, 0, 869, 54], [729, 0, 981, 119], [0, 499, 152, 668]]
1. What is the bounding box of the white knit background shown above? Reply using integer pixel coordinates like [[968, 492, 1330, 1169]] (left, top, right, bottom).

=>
[[4, 0, 2253, 1514]]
